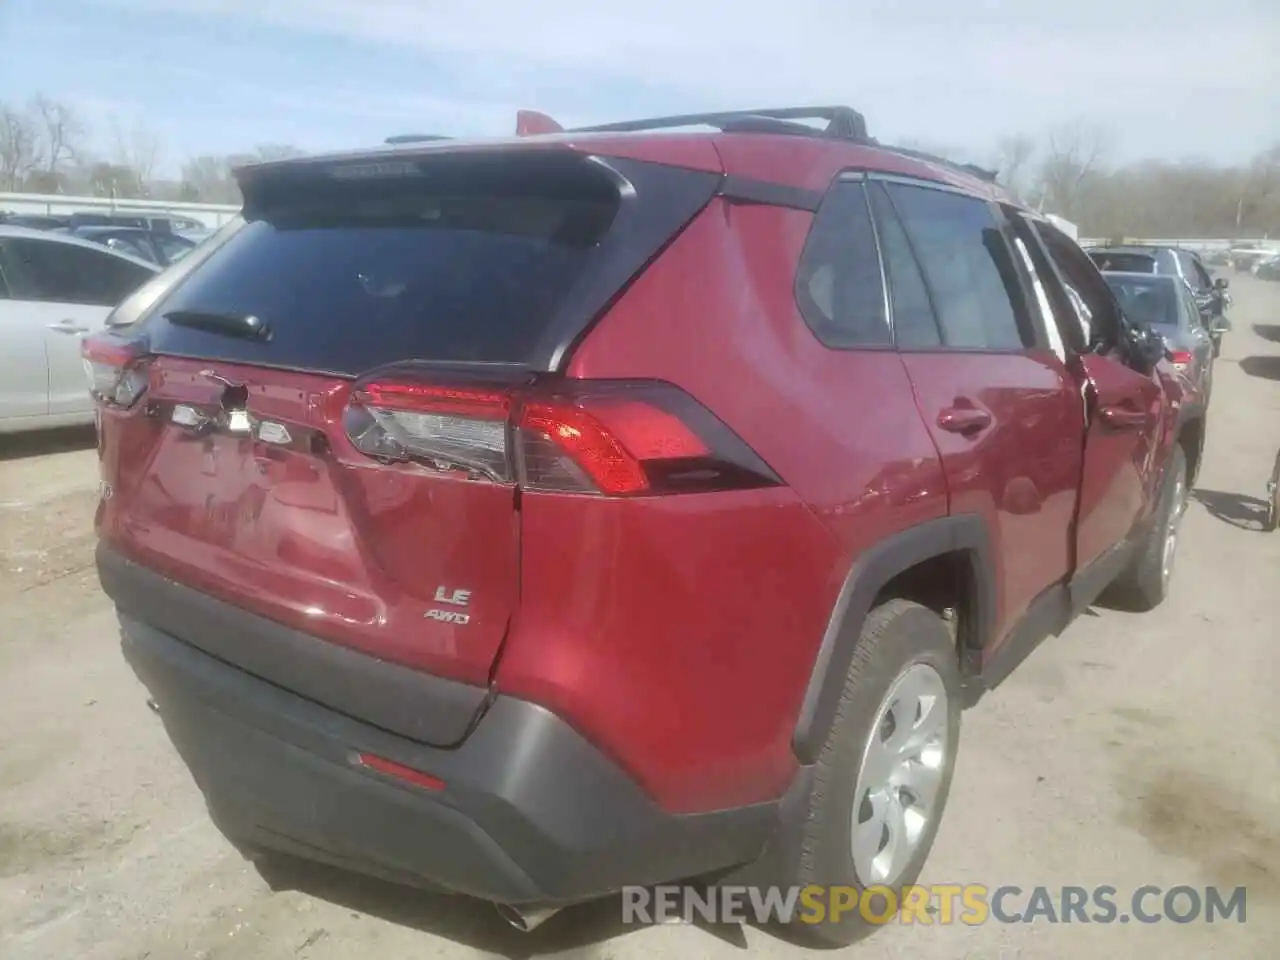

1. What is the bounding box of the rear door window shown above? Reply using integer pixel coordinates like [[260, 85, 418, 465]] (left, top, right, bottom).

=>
[[884, 183, 1034, 350], [867, 182, 941, 348]]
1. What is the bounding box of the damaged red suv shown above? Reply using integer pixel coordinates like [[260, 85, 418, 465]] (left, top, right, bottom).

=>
[[88, 106, 1198, 944]]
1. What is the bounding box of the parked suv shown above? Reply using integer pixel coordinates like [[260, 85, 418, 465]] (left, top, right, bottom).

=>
[[87, 107, 1200, 945], [1087, 243, 1231, 356]]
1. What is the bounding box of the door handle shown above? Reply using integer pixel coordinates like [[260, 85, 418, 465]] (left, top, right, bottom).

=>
[[1098, 404, 1146, 430], [48, 319, 89, 334], [937, 406, 992, 435]]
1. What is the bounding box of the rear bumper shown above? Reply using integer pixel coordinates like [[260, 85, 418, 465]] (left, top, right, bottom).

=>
[[115, 593, 781, 905]]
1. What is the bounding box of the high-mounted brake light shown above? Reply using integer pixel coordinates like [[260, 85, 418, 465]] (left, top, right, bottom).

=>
[[82, 336, 151, 408], [342, 378, 780, 497]]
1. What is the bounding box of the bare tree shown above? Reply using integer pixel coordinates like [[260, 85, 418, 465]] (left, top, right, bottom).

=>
[[111, 119, 164, 195], [992, 133, 1037, 201], [31, 95, 85, 178], [0, 102, 43, 190], [179, 154, 239, 203], [1036, 120, 1113, 218], [1236, 144, 1280, 233], [87, 160, 144, 199], [252, 143, 305, 162]]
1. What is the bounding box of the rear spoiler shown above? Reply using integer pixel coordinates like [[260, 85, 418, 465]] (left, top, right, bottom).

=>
[[516, 110, 565, 136]]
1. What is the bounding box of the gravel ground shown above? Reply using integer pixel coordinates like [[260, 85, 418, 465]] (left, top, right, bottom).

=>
[[2, 278, 1278, 960]]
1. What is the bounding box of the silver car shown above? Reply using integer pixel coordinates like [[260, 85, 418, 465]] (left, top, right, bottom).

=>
[[1103, 270, 1216, 399], [0, 226, 159, 434]]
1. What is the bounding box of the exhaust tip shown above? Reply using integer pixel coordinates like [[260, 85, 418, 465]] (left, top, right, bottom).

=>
[[495, 903, 561, 933]]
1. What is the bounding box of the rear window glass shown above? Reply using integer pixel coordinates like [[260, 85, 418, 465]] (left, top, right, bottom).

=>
[[143, 159, 621, 374], [1089, 251, 1156, 273], [1104, 276, 1180, 328]]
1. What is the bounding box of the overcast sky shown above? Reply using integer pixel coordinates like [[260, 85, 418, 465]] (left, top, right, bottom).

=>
[[1, 0, 1276, 174]]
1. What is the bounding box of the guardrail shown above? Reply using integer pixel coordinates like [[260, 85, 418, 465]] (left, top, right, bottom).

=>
[[0, 191, 241, 228], [1079, 237, 1278, 254]]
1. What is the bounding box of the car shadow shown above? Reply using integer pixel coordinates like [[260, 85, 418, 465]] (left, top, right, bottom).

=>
[[0, 425, 96, 461], [1238, 355, 1280, 381], [1192, 489, 1271, 532], [253, 857, 757, 958], [1253, 323, 1280, 344]]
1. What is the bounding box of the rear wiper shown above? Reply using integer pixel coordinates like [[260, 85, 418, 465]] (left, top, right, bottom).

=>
[[163, 309, 271, 341]]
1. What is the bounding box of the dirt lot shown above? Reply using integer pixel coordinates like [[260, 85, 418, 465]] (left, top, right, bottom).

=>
[[2, 278, 1279, 960]]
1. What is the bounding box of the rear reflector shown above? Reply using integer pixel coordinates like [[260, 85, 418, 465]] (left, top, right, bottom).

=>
[[343, 376, 780, 497], [82, 335, 151, 408], [353, 752, 446, 792]]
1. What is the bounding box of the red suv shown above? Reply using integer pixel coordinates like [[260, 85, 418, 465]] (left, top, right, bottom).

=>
[[87, 107, 1200, 944]]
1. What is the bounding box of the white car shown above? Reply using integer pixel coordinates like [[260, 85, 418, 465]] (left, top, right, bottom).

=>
[[0, 225, 159, 434]]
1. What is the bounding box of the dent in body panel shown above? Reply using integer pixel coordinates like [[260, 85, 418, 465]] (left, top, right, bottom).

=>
[[96, 357, 519, 685]]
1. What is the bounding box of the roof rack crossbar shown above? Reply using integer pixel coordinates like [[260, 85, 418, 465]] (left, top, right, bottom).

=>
[[567, 106, 869, 142]]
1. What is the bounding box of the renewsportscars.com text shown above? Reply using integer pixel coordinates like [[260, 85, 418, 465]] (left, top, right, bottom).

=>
[[621, 884, 1248, 926]]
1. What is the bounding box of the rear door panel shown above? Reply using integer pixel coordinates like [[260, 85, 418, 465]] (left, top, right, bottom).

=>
[[900, 351, 1083, 638]]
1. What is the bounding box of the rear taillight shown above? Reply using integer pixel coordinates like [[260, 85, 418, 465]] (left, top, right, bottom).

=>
[[1169, 350, 1193, 373], [82, 336, 151, 408], [343, 377, 780, 497]]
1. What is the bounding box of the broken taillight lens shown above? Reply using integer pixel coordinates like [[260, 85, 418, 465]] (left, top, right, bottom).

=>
[[82, 336, 151, 408], [343, 377, 780, 497]]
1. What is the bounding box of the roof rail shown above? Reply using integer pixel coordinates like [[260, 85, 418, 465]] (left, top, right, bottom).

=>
[[384, 134, 452, 145], [876, 144, 1000, 183], [567, 106, 870, 142]]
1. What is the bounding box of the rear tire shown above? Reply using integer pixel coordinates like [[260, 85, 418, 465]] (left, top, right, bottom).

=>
[[786, 600, 961, 947], [1108, 445, 1187, 610]]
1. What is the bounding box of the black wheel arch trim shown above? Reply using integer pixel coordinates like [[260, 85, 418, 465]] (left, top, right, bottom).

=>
[[791, 513, 995, 765]]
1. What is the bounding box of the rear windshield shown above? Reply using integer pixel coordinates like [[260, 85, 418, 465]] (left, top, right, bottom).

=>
[[1104, 275, 1180, 328], [141, 153, 622, 374], [1090, 251, 1157, 273]]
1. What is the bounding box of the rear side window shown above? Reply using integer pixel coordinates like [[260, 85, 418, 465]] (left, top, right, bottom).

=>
[[1179, 252, 1212, 290], [884, 184, 1031, 350], [0, 238, 154, 306], [794, 181, 890, 348], [136, 152, 703, 375], [1180, 286, 1205, 329]]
